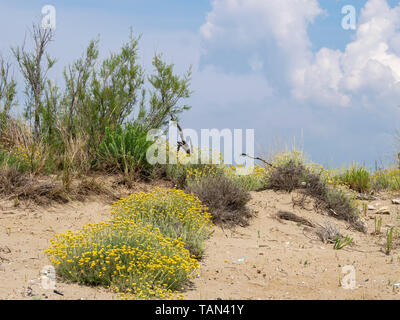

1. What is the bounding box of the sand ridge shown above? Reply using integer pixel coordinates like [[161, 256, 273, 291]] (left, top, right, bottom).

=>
[[0, 188, 399, 300]]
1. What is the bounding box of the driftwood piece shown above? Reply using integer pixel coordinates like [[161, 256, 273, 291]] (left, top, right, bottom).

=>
[[275, 211, 315, 228]]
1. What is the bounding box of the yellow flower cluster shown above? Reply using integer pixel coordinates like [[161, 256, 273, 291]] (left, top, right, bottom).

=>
[[224, 164, 268, 191], [11, 144, 43, 164], [111, 187, 213, 256], [272, 150, 304, 166], [174, 146, 224, 165], [45, 188, 212, 300], [184, 156, 268, 192], [307, 162, 342, 186], [224, 164, 267, 176], [185, 164, 221, 182], [12, 144, 31, 163], [372, 167, 400, 180]]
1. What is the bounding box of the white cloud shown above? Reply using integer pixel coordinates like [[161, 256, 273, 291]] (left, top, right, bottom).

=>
[[295, 0, 400, 107], [201, 0, 322, 70], [200, 0, 400, 109]]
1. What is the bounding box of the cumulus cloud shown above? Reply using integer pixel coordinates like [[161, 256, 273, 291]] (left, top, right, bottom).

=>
[[200, 0, 322, 80], [200, 0, 400, 109], [294, 0, 400, 108]]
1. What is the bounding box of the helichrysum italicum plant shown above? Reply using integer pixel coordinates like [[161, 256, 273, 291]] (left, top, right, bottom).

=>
[[45, 187, 213, 300], [111, 187, 213, 257], [45, 219, 198, 299], [223, 164, 268, 192], [372, 167, 400, 191], [166, 146, 226, 187], [271, 150, 305, 168], [165, 145, 268, 192]]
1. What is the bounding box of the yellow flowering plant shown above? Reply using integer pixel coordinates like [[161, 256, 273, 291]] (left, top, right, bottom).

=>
[[223, 164, 268, 191], [45, 188, 212, 300], [111, 187, 213, 257]]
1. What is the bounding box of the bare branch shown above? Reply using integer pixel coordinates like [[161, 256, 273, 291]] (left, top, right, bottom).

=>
[[241, 153, 275, 168], [170, 114, 191, 155]]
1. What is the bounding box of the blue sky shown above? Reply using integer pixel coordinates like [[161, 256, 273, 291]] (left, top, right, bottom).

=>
[[1, 0, 400, 168]]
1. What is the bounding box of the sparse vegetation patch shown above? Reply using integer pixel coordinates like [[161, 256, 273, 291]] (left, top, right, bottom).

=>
[[185, 172, 252, 227], [266, 152, 366, 232]]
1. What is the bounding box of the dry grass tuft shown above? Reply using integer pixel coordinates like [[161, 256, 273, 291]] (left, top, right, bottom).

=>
[[0, 168, 68, 204], [0, 117, 31, 149], [0, 169, 121, 205], [267, 159, 367, 232], [315, 221, 342, 244], [0, 167, 30, 193], [76, 177, 118, 201], [185, 173, 252, 227], [267, 159, 306, 192]]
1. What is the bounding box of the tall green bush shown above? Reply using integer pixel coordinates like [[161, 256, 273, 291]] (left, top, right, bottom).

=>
[[98, 124, 154, 179], [2, 21, 193, 180]]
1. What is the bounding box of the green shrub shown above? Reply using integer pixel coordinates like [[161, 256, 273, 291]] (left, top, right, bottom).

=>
[[391, 175, 400, 190], [6, 23, 193, 178], [372, 170, 390, 190], [340, 165, 371, 193], [165, 163, 187, 187], [0, 141, 46, 174], [370, 168, 400, 191], [0, 148, 30, 172], [164, 146, 225, 188], [0, 55, 17, 123], [166, 163, 218, 188], [98, 124, 154, 180]]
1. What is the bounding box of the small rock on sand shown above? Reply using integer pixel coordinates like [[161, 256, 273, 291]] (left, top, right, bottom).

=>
[[375, 207, 390, 215]]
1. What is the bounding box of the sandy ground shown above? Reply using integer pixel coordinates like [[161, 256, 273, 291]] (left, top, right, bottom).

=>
[[184, 190, 400, 300], [1, 185, 400, 300]]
